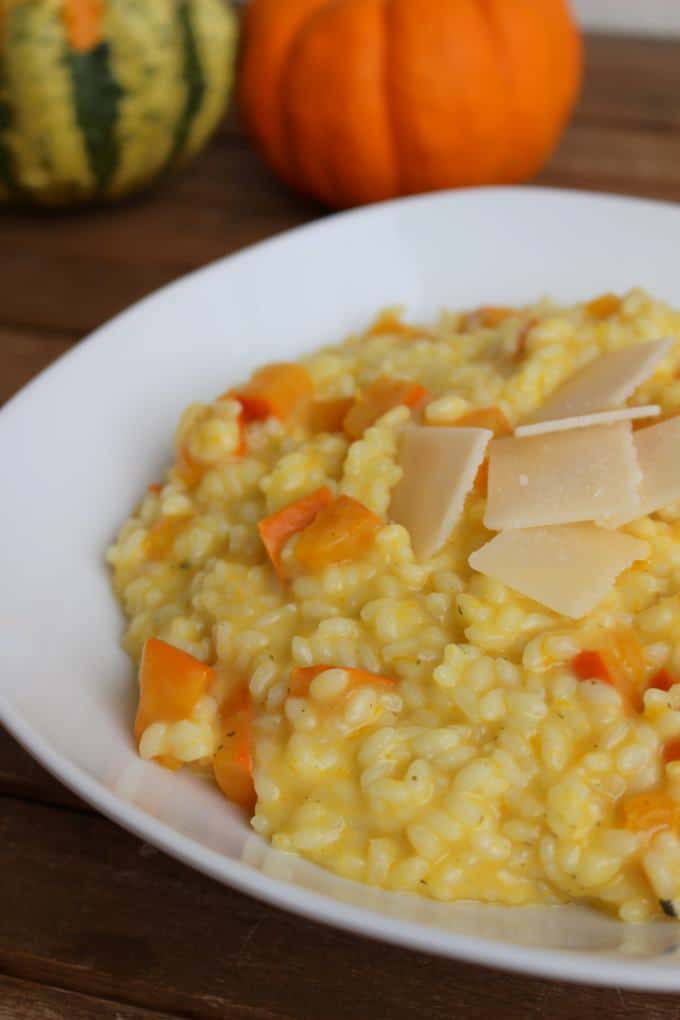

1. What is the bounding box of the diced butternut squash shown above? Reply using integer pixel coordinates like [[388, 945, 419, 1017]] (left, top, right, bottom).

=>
[[663, 739, 680, 765], [573, 633, 646, 701], [572, 650, 612, 685], [294, 495, 382, 570], [230, 363, 313, 423], [585, 293, 621, 319], [571, 627, 646, 712], [258, 487, 334, 579], [303, 397, 355, 435], [289, 665, 395, 698], [622, 791, 680, 838], [343, 377, 429, 439], [650, 669, 679, 693], [462, 306, 514, 331], [453, 406, 512, 436], [144, 515, 192, 560], [134, 637, 214, 745], [213, 692, 255, 811]]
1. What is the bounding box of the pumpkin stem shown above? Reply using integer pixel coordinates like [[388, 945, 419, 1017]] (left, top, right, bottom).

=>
[[62, 0, 104, 52]]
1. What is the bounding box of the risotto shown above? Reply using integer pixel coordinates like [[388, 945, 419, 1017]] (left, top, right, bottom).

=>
[[108, 289, 680, 922]]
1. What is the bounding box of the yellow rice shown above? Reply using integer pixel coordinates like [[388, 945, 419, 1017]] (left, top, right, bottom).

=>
[[108, 289, 680, 922]]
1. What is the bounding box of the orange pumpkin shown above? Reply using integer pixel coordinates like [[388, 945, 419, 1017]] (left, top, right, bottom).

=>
[[240, 0, 583, 209]]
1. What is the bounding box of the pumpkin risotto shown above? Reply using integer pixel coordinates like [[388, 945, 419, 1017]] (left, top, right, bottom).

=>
[[108, 290, 680, 922]]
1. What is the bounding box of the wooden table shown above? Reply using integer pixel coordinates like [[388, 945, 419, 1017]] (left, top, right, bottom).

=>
[[3, 33, 680, 1019]]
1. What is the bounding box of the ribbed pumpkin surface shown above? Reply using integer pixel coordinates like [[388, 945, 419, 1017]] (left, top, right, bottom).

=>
[[0, 0, 237, 205], [240, 0, 583, 209]]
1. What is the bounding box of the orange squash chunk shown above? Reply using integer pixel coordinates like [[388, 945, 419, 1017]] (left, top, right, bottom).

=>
[[289, 665, 395, 698], [663, 739, 680, 765], [343, 377, 429, 439], [231, 363, 313, 423], [650, 669, 679, 693], [258, 486, 334, 580], [585, 293, 621, 319], [134, 637, 214, 745], [304, 397, 355, 435], [213, 692, 256, 811], [294, 495, 382, 570], [622, 791, 680, 838], [572, 649, 613, 685], [571, 627, 646, 712]]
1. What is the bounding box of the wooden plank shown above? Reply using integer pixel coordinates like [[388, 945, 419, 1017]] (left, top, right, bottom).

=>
[[2, 116, 678, 337], [578, 35, 680, 130], [0, 975, 178, 1020], [0, 250, 181, 336], [538, 119, 680, 203], [0, 731, 85, 810], [2, 37, 680, 337], [2, 142, 317, 266], [1, 794, 679, 1020], [0, 143, 318, 335]]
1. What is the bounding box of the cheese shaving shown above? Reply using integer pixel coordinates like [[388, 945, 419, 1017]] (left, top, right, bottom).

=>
[[515, 405, 660, 438], [390, 425, 492, 560], [484, 422, 642, 530], [469, 525, 649, 619], [609, 415, 680, 525], [529, 338, 674, 423]]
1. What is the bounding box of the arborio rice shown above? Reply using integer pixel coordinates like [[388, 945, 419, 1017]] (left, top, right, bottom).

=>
[[108, 290, 680, 922]]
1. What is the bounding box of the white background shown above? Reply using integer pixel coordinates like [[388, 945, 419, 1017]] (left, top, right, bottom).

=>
[[575, 0, 680, 35]]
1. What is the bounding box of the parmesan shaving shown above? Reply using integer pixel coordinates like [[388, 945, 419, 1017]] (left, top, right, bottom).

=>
[[529, 338, 674, 423], [390, 425, 492, 560], [469, 525, 649, 619], [515, 405, 660, 438], [484, 423, 642, 530], [609, 415, 680, 525]]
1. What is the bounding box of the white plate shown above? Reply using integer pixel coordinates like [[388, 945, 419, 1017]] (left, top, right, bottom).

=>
[[3, 187, 680, 991]]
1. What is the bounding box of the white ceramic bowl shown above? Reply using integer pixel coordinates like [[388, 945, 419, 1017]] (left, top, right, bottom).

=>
[[3, 187, 680, 991]]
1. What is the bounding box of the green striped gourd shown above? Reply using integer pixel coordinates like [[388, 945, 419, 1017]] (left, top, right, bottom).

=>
[[0, 0, 237, 205]]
